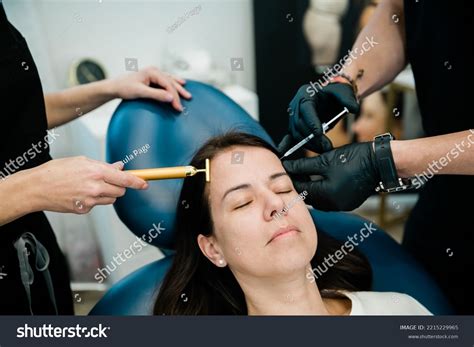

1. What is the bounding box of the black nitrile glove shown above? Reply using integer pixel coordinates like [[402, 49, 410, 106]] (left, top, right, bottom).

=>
[[282, 142, 380, 211], [278, 82, 360, 155]]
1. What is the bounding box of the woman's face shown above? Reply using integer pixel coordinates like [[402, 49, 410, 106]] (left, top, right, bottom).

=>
[[198, 146, 317, 279]]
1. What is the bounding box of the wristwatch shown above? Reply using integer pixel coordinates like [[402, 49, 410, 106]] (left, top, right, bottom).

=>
[[373, 133, 413, 193]]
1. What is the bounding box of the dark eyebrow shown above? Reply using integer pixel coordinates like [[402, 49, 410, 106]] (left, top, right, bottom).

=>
[[269, 172, 288, 181], [221, 183, 251, 202], [221, 172, 289, 202]]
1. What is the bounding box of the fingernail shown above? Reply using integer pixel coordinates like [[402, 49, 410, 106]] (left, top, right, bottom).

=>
[[166, 94, 174, 102], [142, 182, 149, 189]]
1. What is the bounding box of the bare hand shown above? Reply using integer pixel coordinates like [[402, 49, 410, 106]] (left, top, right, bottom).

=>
[[33, 156, 148, 214], [112, 66, 192, 112]]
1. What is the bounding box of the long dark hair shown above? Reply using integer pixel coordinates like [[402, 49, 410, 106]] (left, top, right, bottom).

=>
[[153, 132, 371, 315]]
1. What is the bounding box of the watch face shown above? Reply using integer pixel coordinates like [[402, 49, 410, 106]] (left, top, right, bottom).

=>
[[75, 59, 106, 84]]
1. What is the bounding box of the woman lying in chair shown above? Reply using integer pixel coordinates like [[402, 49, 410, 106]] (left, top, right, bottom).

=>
[[153, 132, 430, 315]]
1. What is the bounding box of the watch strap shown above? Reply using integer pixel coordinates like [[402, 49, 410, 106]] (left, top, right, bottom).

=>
[[374, 133, 399, 189]]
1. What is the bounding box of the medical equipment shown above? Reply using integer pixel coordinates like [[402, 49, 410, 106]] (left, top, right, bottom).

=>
[[127, 158, 210, 182], [279, 107, 350, 160]]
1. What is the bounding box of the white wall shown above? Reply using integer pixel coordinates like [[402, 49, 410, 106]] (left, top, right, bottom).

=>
[[3, 0, 256, 283], [4, 0, 256, 92]]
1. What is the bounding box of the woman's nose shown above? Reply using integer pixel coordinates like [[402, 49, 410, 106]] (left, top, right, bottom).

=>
[[263, 190, 287, 222]]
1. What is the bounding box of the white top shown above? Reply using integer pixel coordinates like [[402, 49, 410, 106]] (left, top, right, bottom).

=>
[[340, 291, 432, 315]]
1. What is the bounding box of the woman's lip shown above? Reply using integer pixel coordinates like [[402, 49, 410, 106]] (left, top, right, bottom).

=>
[[268, 226, 299, 244]]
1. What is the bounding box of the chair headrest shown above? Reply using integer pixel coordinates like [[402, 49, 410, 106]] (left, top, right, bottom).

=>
[[106, 80, 274, 249]]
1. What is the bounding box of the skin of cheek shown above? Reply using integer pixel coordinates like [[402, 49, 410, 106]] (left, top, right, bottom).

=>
[[278, 197, 318, 273]]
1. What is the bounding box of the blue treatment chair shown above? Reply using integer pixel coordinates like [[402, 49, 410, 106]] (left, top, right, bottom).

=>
[[89, 81, 453, 315]]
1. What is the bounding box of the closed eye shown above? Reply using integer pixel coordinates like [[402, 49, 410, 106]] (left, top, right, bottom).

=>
[[234, 201, 252, 210], [277, 190, 292, 194]]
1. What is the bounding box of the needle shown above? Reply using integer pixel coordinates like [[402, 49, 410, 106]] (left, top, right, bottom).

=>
[[279, 107, 349, 160]]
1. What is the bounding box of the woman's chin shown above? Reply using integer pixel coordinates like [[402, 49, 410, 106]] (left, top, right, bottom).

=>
[[267, 250, 314, 276]]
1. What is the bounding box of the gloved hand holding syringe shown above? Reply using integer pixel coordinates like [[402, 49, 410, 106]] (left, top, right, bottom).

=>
[[279, 107, 350, 160]]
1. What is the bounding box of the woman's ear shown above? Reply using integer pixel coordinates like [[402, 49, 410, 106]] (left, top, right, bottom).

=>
[[197, 234, 227, 267]]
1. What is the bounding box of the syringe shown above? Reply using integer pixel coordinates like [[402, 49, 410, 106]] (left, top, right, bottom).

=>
[[279, 107, 349, 160]]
